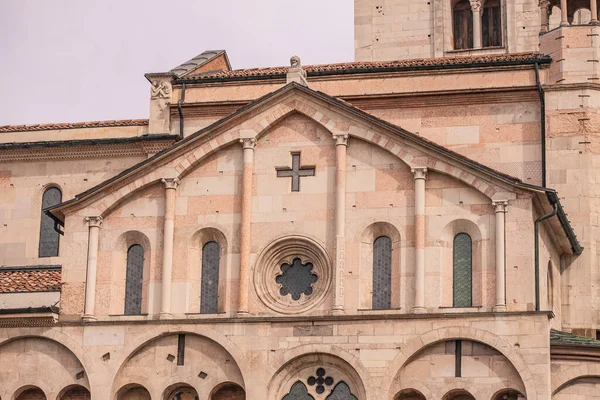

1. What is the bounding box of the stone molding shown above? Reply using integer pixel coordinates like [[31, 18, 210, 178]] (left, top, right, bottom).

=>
[[240, 137, 256, 150], [85, 216, 103, 228], [252, 234, 333, 314], [161, 177, 180, 189], [493, 200, 509, 213], [333, 133, 349, 146], [0, 141, 174, 163], [411, 167, 428, 180]]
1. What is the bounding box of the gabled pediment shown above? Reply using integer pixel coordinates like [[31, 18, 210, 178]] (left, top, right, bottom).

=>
[[47, 82, 580, 255]]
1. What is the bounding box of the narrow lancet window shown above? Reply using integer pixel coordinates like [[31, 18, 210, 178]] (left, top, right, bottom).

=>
[[372, 236, 392, 310], [453, 0, 474, 49], [125, 244, 144, 315], [482, 0, 502, 47], [453, 233, 472, 307], [201, 241, 220, 314], [39, 187, 62, 257]]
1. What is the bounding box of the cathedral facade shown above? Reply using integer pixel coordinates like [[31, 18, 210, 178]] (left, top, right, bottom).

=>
[[2, 0, 600, 399]]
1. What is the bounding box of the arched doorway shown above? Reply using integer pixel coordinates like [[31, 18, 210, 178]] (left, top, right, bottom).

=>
[[117, 385, 151, 400], [395, 388, 426, 400], [164, 384, 198, 400], [59, 385, 90, 400], [442, 389, 475, 400], [14, 387, 46, 400], [210, 383, 245, 400]]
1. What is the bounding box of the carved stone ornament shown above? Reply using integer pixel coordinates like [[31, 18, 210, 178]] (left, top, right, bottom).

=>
[[85, 216, 103, 227], [469, 0, 482, 12], [411, 167, 428, 180], [333, 134, 349, 146], [240, 138, 257, 150], [290, 55, 301, 69], [492, 200, 508, 213], [538, 0, 550, 8], [253, 234, 332, 314], [150, 80, 172, 99], [161, 178, 180, 189]]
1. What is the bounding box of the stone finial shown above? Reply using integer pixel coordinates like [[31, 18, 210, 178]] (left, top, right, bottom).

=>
[[287, 55, 308, 87]]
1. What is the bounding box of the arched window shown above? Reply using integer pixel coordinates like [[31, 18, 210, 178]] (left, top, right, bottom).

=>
[[453, 233, 472, 307], [482, 0, 502, 47], [39, 186, 62, 257], [453, 0, 473, 49], [201, 241, 220, 314], [124, 244, 144, 315], [325, 382, 358, 400], [372, 236, 392, 310], [282, 381, 314, 400]]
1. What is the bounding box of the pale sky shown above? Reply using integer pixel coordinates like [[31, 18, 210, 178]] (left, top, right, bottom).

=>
[[0, 1, 354, 126]]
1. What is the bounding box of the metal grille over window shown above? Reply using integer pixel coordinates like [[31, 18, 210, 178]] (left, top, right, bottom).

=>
[[372, 236, 392, 310], [275, 258, 318, 301], [325, 382, 358, 400], [125, 244, 144, 315], [282, 381, 314, 400], [39, 187, 62, 257], [453, 233, 473, 307], [200, 241, 220, 314]]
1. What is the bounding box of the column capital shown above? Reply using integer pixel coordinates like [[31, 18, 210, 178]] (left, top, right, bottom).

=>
[[240, 138, 257, 150], [492, 200, 508, 213], [333, 134, 349, 146], [538, 0, 550, 8], [161, 178, 180, 189], [469, 0, 482, 12], [85, 216, 103, 227], [411, 167, 428, 180]]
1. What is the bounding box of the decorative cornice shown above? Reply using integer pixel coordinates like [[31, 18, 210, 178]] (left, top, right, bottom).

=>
[[412, 167, 428, 180], [85, 216, 103, 227], [0, 138, 175, 163], [0, 119, 148, 133]]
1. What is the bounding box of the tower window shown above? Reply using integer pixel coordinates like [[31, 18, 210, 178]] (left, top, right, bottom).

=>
[[200, 241, 220, 313], [453, 0, 474, 49], [453, 233, 473, 307], [39, 186, 62, 257], [124, 244, 144, 315], [372, 236, 392, 310], [482, 0, 502, 47]]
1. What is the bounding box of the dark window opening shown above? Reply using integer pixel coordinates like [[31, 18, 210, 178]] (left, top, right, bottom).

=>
[[39, 186, 62, 257], [372, 236, 392, 310], [453, 0, 473, 49], [201, 241, 220, 314], [453, 233, 473, 307], [482, 0, 502, 47], [124, 244, 144, 315]]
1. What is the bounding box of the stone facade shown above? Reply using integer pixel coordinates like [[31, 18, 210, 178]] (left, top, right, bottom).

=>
[[2, 1, 600, 399]]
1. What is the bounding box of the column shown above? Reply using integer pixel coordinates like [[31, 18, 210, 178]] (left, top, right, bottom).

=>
[[412, 167, 427, 313], [83, 216, 103, 321], [591, 0, 598, 24], [333, 134, 348, 315], [493, 201, 508, 312], [560, 0, 569, 26], [470, 0, 483, 49], [238, 138, 256, 315], [160, 178, 179, 318], [540, 0, 551, 32]]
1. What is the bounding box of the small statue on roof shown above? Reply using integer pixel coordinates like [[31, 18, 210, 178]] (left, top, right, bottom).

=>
[[290, 55, 301, 69]]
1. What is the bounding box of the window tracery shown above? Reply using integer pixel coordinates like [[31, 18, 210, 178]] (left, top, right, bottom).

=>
[[201, 241, 220, 314], [276, 258, 318, 301], [372, 236, 392, 310], [453, 233, 473, 307]]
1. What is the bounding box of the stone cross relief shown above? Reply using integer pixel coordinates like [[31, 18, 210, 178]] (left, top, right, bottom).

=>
[[276, 152, 315, 192]]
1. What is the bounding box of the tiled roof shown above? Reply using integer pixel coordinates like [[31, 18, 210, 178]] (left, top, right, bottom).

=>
[[170, 50, 230, 77], [551, 329, 600, 348], [0, 119, 148, 133], [0, 267, 61, 293], [177, 52, 550, 81]]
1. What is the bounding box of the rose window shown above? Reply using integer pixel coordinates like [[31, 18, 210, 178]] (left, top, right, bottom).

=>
[[276, 258, 318, 300]]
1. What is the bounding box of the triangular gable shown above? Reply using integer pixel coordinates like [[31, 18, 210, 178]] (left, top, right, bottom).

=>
[[47, 82, 580, 254], [169, 50, 231, 78]]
